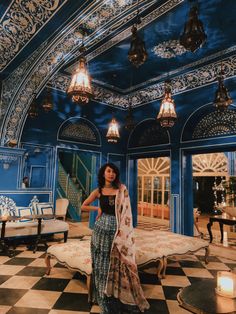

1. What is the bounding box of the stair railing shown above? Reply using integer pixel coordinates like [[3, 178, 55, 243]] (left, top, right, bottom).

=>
[[74, 154, 92, 196], [58, 162, 82, 216]]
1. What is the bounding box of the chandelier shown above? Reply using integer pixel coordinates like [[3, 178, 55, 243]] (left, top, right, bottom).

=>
[[179, 5, 207, 53], [213, 68, 233, 110], [67, 46, 93, 104], [125, 100, 136, 131], [42, 87, 53, 112], [106, 117, 120, 143], [157, 81, 177, 128], [128, 24, 148, 67], [28, 95, 39, 118]]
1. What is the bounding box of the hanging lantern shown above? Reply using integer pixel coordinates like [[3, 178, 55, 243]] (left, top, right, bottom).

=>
[[67, 48, 93, 104], [28, 97, 39, 118], [179, 6, 207, 53], [42, 88, 53, 113], [157, 82, 177, 128], [106, 117, 120, 143], [125, 105, 136, 131], [213, 71, 233, 110], [128, 25, 148, 67]]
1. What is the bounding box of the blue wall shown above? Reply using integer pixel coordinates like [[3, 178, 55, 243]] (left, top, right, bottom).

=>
[[0, 80, 235, 235]]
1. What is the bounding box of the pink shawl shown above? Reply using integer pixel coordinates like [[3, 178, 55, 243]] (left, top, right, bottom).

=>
[[105, 184, 150, 312]]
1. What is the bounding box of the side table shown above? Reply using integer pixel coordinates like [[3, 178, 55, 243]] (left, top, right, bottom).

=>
[[207, 214, 236, 243], [177, 279, 236, 313]]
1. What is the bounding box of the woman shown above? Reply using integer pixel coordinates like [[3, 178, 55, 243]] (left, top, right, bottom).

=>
[[81, 163, 149, 313]]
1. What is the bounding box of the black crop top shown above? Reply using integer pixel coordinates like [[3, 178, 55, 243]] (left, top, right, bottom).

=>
[[99, 194, 116, 216]]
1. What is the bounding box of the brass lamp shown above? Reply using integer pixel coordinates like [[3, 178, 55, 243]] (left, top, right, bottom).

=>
[[125, 101, 136, 131], [157, 81, 177, 128], [213, 70, 233, 110], [128, 24, 148, 67], [180, 5, 207, 52], [106, 117, 120, 143], [67, 46, 93, 104], [42, 87, 53, 112], [28, 95, 39, 118]]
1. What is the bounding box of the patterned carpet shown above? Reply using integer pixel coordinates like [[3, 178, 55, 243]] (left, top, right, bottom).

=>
[[0, 223, 235, 314]]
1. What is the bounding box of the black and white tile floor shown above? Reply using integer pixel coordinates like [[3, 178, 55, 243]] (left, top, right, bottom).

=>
[[0, 229, 236, 313]]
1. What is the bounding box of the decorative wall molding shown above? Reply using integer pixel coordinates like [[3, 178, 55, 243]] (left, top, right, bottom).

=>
[[192, 109, 236, 139], [128, 119, 169, 149], [58, 117, 101, 146], [51, 53, 236, 109], [1, 0, 156, 144], [0, 0, 68, 72], [152, 39, 187, 59]]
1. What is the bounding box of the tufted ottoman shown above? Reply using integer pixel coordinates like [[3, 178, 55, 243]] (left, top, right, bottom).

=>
[[45, 230, 209, 301]]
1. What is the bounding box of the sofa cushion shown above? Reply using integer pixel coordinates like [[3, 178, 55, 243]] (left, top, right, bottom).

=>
[[40, 206, 54, 219], [3, 220, 69, 238], [36, 203, 54, 215], [16, 207, 33, 222]]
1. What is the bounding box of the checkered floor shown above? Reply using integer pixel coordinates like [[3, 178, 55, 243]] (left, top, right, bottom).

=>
[[1, 231, 236, 313]]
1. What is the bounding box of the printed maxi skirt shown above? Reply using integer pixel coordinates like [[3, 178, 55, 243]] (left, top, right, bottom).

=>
[[91, 213, 120, 314]]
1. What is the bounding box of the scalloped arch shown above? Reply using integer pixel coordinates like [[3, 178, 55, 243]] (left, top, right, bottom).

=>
[[128, 119, 169, 149], [57, 117, 101, 146]]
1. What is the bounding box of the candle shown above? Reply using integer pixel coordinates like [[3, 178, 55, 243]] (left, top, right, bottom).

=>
[[216, 271, 236, 298]]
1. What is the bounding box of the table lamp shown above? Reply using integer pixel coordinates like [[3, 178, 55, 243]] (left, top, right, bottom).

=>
[[216, 271, 236, 298]]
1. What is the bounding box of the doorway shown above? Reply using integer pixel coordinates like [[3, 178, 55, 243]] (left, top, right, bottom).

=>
[[137, 157, 170, 224], [56, 149, 98, 222]]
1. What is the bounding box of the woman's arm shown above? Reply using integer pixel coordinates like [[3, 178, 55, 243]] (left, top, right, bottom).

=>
[[81, 189, 100, 211]]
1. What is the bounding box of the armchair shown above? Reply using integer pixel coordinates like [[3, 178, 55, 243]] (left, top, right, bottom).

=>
[[55, 198, 69, 220]]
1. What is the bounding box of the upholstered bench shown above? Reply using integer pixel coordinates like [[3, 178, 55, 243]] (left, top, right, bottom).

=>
[[45, 230, 209, 300]]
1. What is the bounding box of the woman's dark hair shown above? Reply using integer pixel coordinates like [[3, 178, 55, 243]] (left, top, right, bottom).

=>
[[98, 163, 120, 192], [23, 176, 29, 188]]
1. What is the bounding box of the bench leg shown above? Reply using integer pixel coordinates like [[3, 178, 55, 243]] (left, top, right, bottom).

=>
[[161, 257, 167, 279], [156, 258, 164, 279], [87, 275, 92, 303], [45, 255, 52, 275], [64, 231, 68, 242], [204, 247, 210, 264]]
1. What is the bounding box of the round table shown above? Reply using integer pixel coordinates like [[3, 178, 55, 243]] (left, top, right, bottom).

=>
[[177, 279, 236, 314]]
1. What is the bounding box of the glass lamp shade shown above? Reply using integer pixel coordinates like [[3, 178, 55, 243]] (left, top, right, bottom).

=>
[[28, 100, 39, 118], [157, 89, 177, 128], [67, 56, 93, 104], [180, 6, 207, 53], [216, 271, 236, 298], [128, 25, 148, 67], [106, 117, 120, 143], [214, 77, 233, 110]]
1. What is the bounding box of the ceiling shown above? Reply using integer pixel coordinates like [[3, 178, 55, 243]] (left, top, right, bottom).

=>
[[1, 0, 235, 90], [0, 0, 236, 147]]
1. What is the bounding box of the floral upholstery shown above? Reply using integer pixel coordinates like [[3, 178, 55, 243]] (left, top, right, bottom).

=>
[[47, 238, 92, 276], [134, 229, 209, 267], [46, 229, 209, 276]]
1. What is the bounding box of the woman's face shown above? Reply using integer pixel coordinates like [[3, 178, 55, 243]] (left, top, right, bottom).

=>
[[104, 166, 117, 183]]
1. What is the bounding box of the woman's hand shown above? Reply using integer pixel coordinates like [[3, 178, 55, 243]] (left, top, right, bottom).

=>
[[96, 207, 102, 221]]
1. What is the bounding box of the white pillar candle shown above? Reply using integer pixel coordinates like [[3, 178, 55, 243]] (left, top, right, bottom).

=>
[[216, 271, 236, 298]]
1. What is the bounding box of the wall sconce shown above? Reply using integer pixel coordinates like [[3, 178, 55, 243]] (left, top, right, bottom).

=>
[[3, 163, 10, 170], [33, 147, 41, 153], [216, 271, 236, 298], [0, 154, 17, 170]]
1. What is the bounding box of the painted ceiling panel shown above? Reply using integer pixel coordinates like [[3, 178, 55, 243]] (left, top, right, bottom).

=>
[[1, 0, 236, 146], [85, 0, 236, 90]]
